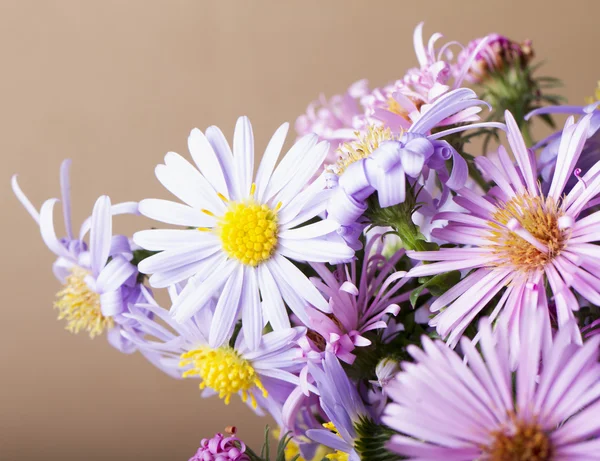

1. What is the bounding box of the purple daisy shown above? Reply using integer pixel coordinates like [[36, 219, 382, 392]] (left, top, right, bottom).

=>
[[12, 160, 143, 353], [305, 234, 408, 364], [383, 303, 600, 460], [406, 110, 600, 353], [133, 116, 354, 351], [325, 88, 503, 229]]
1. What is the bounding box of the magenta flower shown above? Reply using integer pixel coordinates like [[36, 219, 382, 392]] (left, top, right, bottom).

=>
[[189, 429, 250, 461], [407, 111, 599, 355], [383, 305, 600, 460], [12, 160, 144, 353], [305, 234, 409, 364]]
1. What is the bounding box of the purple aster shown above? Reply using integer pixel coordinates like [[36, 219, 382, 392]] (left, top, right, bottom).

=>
[[305, 234, 409, 364], [122, 285, 313, 410], [383, 304, 600, 460], [306, 352, 369, 461], [189, 428, 250, 461], [325, 88, 503, 229], [527, 102, 600, 195], [133, 116, 354, 351], [406, 111, 600, 357], [12, 160, 144, 353]]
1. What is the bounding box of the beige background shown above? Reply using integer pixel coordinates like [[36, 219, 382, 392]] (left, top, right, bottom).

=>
[[2, 1, 599, 459]]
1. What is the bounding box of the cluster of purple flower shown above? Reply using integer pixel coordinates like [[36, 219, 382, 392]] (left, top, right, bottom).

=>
[[14, 22, 600, 461]]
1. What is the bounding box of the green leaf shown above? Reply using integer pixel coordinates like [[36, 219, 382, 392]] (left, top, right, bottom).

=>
[[410, 271, 461, 307]]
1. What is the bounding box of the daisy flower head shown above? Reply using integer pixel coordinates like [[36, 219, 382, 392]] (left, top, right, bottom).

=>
[[123, 286, 310, 410], [407, 110, 600, 354], [306, 352, 369, 461], [12, 160, 144, 353], [383, 303, 600, 460], [133, 116, 354, 351], [305, 234, 409, 364]]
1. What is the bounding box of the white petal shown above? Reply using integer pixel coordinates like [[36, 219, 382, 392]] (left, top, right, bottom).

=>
[[157, 152, 224, 213], [96, 255, 136, 293], [257, 264, 290, 330], [240, 266, 262, 350], [208, 264, 245, 348], [279, 219, 340, 240], [232, 116, 254, 198], [39, 198, 71, 260], [171, 259, 237, 323], [139, 199, 215, 227], [279, 237, 354, 263], [148, 252, 225, 288], [188, 128, 229, 196], [204, 125, 238, 199], [138, 243, 221, 275], [133, 229, 219, 251], [255, 122, 289, 202], [90, 195, 112, 276]]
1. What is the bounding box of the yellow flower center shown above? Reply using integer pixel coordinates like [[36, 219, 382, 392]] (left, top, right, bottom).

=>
[[180, 346, 267, 408], [54, 267, 113, 338], [488, 193, 567, 272], [486, 420, 553, 461], [332, 125, 395, 175], [212, 192, 279, 266]]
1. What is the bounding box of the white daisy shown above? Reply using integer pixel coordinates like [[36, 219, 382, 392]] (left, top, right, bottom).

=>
[[133, 116, 354, 349]]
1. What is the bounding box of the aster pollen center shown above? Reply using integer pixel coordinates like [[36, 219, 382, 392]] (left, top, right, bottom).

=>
[[180, 346, 268, 408], [489, 193, 567, 272], [216, 198, 279, 267], [332, 125, 394, 175], [487, 420, 553, 461], [54, 267, 113, 338]]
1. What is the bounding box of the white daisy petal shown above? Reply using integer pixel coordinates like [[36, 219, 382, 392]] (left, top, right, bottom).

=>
[[257, 264, 290, 330], [171, 259, 237, 323], [139, 199, 214, 227], [158, 152, 224, 213], [279, 218, 340, 240], [233, 116, 254, 197], [138, 244, 221, 275], [270, 254, 329, 312], [263, 134, 318, 203], [204, 125, 238, 199], [133, 229, 219, 251], [240, 266, 262, 350], [149, 253, 226, 288], [90, 195, 112, 276], [279, 237, 354, 263], [275, 141, 329, 205], [208, 264, 245, 348], [255, 122, 289, 202], [188, 128, 229, 196]]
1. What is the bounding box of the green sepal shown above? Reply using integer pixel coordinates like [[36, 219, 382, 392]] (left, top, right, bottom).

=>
[[354, 417, 402, 461], [410, 270, 461, 307]]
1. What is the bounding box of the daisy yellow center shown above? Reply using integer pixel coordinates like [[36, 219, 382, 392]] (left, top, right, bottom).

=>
[[333, 125, 395, 175], [216, 199, 279, 266], [180, 346, 267, 408], [323, 422, 350, 461], [585, 80, 600, 105], [489, 193, 566, 272], [487, 420, 553, 461], [54, 267, 113, 338]]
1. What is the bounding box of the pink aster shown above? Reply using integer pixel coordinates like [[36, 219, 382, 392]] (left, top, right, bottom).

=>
[[407, 110, 600, 356], [189, 428, 250, 461], [304, 234, 408, 364], [383, 304, 600, 460]]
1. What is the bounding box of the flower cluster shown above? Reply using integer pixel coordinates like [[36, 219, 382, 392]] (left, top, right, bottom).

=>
[[15, 22, 600, 460]]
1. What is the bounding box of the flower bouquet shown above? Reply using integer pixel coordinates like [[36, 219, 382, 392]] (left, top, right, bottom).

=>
[[13, 23, 600, 461]]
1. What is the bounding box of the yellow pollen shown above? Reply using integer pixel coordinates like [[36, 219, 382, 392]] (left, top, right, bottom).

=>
[[217, 192, 229, 203], [331, 125, 396, 175], [386, 96, 410, 118], [488, 193, 567, 273], [322, 422, 350, 461], [54, 267, 113, 338], [585, 80, 600, 105], [485, 419, 553, 461], [179, 345, 267, 408], [216, 199, 279, 266]]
